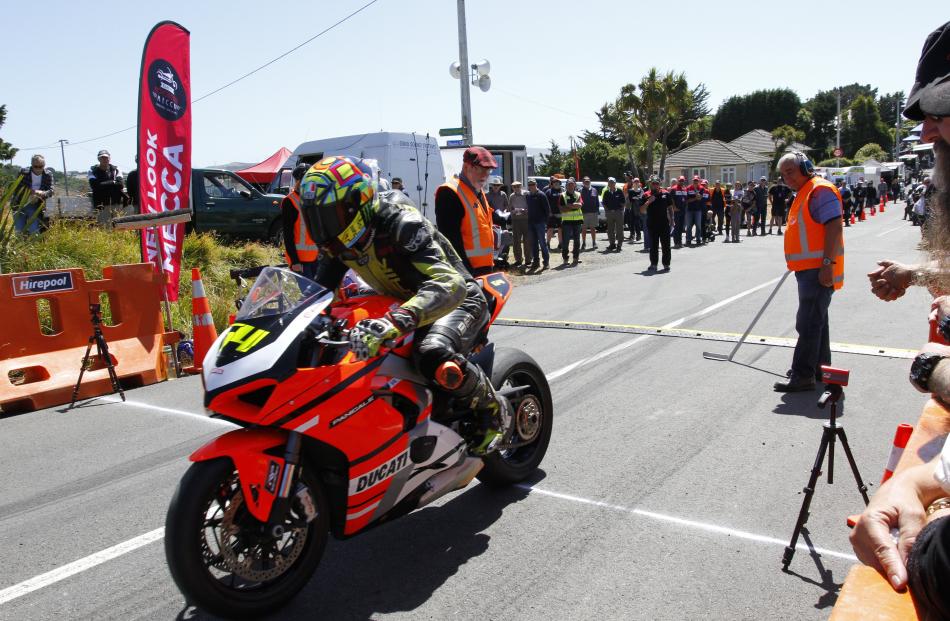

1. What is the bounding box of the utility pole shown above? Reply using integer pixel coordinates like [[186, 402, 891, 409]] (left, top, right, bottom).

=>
[[456, 0, 473, 146], [58, 139, 69, 196], [836, 90, 841, 168], [894, 96, 902, 161]]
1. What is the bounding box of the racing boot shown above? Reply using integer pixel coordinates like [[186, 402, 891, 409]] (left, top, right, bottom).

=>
[[435, 357, 510, 455]]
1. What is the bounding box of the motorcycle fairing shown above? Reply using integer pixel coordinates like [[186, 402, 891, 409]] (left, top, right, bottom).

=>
[[203, 291, 334, 409], [189, 427, 288, 522]]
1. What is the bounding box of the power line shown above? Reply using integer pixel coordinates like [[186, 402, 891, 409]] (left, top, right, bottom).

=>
[[494, 86, 592, 120], [18, 0, 381, 152]]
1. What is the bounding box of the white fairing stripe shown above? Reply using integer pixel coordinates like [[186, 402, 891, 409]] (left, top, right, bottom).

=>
[[202, 292, 334, 393]]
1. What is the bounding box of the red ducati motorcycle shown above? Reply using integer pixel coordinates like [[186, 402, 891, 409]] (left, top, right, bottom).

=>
[[164, 267, 552, 618]]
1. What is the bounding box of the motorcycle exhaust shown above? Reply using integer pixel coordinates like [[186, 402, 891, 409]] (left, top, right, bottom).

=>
[[417, 457, 483, 506]]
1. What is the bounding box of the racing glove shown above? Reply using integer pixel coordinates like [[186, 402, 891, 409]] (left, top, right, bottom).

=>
[[348, 308, 417, 361]]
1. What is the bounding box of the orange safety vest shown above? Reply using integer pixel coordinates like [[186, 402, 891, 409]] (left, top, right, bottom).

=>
[[283, 191, 319, 264], [784, 176, 844, 290], [438, 177, 494, 270]]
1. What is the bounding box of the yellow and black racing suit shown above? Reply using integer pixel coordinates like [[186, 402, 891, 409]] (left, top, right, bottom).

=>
[[314, 190, 501, 430]]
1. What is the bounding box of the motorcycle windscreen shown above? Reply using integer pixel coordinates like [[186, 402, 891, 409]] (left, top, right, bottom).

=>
[[212, 267, 327, 366]]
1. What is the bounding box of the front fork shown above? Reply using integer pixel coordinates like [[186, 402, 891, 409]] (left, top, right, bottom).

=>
[[266, 431, 309, 536]]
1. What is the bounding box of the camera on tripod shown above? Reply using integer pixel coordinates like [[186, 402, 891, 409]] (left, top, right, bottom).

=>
[[819, 366, 849, 386]]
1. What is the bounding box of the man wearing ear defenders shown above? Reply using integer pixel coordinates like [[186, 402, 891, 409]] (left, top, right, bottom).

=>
[[300, 155, 508, 454], [773, 151, 844, 392]]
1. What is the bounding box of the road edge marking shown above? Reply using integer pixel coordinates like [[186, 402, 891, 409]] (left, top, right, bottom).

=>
[[0, 527, 165, 605]]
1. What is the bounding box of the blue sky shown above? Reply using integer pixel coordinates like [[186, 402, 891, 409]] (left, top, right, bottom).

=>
[[3, 0, 943, 173]]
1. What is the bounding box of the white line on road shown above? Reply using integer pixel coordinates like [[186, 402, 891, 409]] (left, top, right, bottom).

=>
[[101, 398, 236, 428], [0, 479, 857, 607], [876, 224, 908, 238], [0, 528, 165, 605], [546, 275, 784, 381], [520, 484, 858, 562]]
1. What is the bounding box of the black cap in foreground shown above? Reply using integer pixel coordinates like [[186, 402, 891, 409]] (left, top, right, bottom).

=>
[[904, 20, 950, 120]]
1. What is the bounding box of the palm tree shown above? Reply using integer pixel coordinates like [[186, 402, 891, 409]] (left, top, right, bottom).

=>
[[599, 69, 695, 179]]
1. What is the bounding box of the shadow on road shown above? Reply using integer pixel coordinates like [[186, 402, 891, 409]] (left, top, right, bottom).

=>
[[183, 470, 545, 621], [772, 390, 842, 420], [781, 528, 842, 610]]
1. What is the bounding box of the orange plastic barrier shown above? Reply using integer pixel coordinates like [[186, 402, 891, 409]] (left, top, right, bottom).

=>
[[0, 263, 171, 414], [833, 399, 950, 620]]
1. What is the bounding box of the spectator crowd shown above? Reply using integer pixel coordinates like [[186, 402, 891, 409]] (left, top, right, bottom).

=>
[[483, 170, 911, 275]]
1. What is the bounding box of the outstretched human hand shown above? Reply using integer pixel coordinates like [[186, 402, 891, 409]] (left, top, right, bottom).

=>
[[849, 464, 931, 591], [868, 260, 915, 301]]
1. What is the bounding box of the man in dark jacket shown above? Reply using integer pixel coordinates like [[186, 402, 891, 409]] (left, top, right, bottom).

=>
[[526, 179, 551, 269], [601, 177, 626, 251], [13, 154, 54, 235], [753, 176, 769, 235], [88, 149, 125, 226]]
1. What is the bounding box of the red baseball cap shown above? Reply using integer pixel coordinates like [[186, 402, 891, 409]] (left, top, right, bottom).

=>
[[463, 146, 497, 168]]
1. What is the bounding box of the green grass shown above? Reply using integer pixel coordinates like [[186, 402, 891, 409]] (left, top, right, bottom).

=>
[[0, 219, 282, 336]]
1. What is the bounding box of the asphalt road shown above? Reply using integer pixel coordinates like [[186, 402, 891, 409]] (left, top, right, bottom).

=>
[[0, 203, 935, 621]]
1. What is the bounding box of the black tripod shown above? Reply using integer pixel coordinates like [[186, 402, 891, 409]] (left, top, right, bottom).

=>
[[782, 383, 869, 568], [69, 303, 125, 409]]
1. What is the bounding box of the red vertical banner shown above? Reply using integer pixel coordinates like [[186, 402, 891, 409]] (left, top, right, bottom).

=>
[[571, 136, 580, 180], [137, 21, 191, 302]]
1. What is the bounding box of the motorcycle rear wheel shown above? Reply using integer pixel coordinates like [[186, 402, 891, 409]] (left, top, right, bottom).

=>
[[165, 457, 328, 619], [478, 347, 553, 486]]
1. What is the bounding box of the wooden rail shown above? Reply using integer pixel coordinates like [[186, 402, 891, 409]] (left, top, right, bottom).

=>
[[829, 398, 950, 620]]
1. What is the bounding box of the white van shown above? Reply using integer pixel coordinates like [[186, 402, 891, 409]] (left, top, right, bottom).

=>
[[276, 132, 446, 220]]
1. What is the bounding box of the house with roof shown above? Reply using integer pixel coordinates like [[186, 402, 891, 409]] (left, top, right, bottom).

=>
[[661, 140, 772, 186], [727, 129, 813, 158]]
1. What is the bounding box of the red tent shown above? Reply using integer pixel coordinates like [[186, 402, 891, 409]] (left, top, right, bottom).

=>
[[235, 147, 292, 184]]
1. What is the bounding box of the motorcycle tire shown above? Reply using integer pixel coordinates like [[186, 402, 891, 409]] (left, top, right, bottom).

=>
[[478, 347, 553, 486], [165, 457, 328, 619]]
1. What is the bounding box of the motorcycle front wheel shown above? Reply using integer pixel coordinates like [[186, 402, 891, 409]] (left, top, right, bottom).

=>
[[164, 457, 328, 619], [478, 347, 553, 486]]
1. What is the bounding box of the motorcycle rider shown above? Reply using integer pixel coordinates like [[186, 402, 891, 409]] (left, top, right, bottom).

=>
[[300, 156, 508, 454]]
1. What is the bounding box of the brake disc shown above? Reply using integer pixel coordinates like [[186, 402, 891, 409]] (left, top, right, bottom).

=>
[[214, 488, 309, 582], [514, 394, 542, 443]]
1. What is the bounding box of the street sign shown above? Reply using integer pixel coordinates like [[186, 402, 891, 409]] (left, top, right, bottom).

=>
[[445, 139, 465, 147], [833, 148, 844, 157], [439, 127, 465, 137]]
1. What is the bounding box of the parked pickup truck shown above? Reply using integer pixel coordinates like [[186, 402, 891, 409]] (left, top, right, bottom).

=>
[[190, 168, 285, 241]]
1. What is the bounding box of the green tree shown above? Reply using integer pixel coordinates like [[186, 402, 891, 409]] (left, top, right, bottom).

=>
[[599, 68, 695, 179], [769, 125, 806, 173], [659, 83, 711, 175], [853, 142, 888, 163], [797, 91, 837, 157], [877, 91, 904, 127], [710, 88, 801, 141], [537, 140, 572, 177], [797, 84, 878, 159], [0, 105, 18, 165], [578, 137, 630, 180], [843, 95, 891, 157]]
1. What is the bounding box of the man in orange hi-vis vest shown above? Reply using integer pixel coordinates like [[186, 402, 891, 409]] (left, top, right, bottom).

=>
[[281, 163, 320, 279], [435, 146, 497, 277], [773, 151, 844, 392]]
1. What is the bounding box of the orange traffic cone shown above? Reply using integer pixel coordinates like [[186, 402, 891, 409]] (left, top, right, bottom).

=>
[[870, 205, 876, 216], [859, 209, 866, 221], [850, 213, 855, 225], [881, 424, 914, 483], [185, 268, 218, 374], [879, 196, 885, 213]]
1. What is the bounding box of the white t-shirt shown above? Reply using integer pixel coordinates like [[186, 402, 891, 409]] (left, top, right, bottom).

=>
[[915, 194, 927, 216], [31, 172, 43, 191], [937, 435, 950, 493]]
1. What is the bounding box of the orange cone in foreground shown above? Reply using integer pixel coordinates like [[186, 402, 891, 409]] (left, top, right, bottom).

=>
[[879, 196, 886, 213], [881, 424, 914, 483], [186, 268, 218, 373]]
